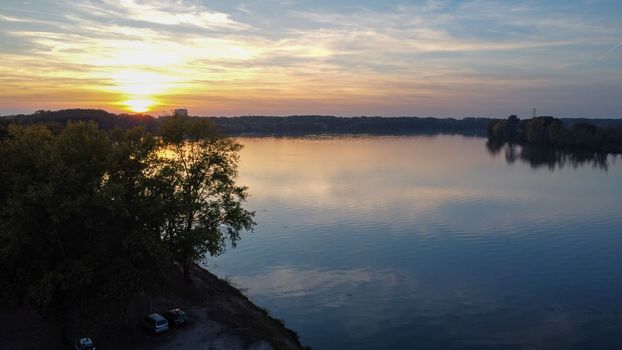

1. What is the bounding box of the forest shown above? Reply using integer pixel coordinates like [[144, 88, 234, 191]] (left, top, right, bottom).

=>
[[2, 109, 492, 135], [0, 116, 254, 342], [207, 115, 492, 135], [488, 115, 622, 153], [5, 110, 622, 140]]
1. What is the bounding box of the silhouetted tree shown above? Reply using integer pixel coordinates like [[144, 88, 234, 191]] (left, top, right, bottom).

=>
[[0, 122, 114, 341], [0, 119, 255, 342], [157, 115, 255, 280], [488, 116, 622, 153]]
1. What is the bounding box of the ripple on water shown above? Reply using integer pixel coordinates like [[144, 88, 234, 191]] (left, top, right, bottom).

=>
[[213, 136, 622, 350]]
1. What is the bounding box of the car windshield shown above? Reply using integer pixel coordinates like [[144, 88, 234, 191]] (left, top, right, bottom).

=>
[[156, 320, 167, 326]]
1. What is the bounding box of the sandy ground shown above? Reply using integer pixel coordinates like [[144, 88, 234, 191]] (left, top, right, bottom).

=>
[[149, 306, 273, 350]]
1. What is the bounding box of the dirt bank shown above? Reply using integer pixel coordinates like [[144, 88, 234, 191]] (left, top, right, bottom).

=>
[[1, 264, 307, 350]]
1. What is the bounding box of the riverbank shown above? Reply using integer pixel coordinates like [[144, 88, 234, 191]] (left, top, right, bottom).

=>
[[1, 263, 308, 350]]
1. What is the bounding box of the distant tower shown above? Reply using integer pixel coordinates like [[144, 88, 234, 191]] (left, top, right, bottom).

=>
[[174, 108, 188, 117], [532, 108, 537, 118]]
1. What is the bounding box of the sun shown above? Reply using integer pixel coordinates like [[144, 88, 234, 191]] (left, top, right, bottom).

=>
[[125, 99, 155, 113], [110, 70, 172, 113]]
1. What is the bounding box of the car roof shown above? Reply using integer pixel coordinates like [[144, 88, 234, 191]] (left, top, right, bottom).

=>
[[147, 313, 166, 321], [79, 338, 94, 346]]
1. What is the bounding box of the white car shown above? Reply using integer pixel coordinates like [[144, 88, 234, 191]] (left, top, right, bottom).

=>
[[143, 313, 169, 334]]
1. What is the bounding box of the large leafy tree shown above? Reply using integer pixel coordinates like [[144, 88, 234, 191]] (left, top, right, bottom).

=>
[[0, 123, 165, 339], [0, 118, 255, 344], [98, 127, 167, 318], [0, 122, 115, 339], [158, 115, 255, 280]]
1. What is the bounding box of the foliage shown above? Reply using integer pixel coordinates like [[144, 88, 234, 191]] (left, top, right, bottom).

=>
[[488, 116, 622, 153], [207, 115, 493, 135], [0, 119, 254, 340], [2, 109, 159, 132], [5, 109, 622, 138], [0, 122, 119, 338], [1, 108, 498, 136], [157, 115, 255, 280]]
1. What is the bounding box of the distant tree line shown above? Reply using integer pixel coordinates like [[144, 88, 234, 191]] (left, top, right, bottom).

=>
[[0, 116, 254, 342], [2, 109, 494, 135], [207, 115, 492, 135], [3, 109, 621, 150], [488, 115, 622, 153], [2, 109, 160, 133]]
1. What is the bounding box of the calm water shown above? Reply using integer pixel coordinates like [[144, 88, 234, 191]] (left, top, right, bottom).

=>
[[207, 135, 622, 350]]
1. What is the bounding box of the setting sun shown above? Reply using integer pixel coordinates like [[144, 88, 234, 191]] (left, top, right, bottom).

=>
[[111, 70, 171, 113], [124, 98, 155, 113]]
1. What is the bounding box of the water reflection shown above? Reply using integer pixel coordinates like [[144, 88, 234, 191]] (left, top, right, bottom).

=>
[[232, 266, 412, 300], [486, 140, 615, 171], [210, 135, 622, 350]]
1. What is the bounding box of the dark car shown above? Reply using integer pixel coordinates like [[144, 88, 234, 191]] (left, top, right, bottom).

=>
[[162, 309, 188, 327], [143, 313, 169, 334]]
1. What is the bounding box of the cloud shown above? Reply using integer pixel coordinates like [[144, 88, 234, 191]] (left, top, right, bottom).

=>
[[291, 1, 612, 55], [0, 0, 621, 116], [0, 14, 55, 24], [74, 0, 252, 30]]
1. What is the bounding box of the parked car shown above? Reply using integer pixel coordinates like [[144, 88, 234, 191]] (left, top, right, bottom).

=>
[[73, 337, 96, 350], [143, 313, 169, 334], [163, 308, 188, 327]]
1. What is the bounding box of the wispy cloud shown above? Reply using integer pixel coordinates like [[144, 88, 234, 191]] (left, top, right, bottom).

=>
[[74, 0, 252, 30], [595, 40, 622, 62], [0, 0, 621, 116]]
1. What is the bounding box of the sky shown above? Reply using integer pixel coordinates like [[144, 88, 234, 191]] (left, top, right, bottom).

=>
[[0, 0, 621, 117]]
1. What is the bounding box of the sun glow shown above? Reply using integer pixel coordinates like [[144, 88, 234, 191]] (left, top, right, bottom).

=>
[[112, 70, 171, 96], [124, 99, 155, 113], [110, 70, 173, 113]]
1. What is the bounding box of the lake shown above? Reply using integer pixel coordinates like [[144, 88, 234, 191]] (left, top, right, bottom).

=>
[[206, 135, 622, 350]]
